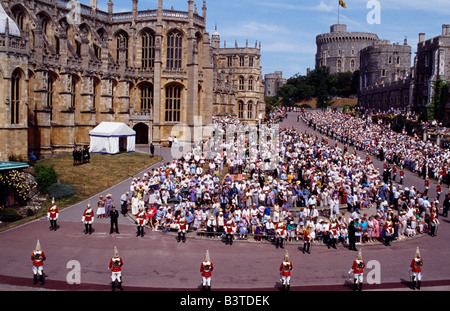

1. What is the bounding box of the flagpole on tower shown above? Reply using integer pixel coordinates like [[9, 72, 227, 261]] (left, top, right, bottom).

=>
[[338, 0, 346, 24], [338, 0, 340, 24]]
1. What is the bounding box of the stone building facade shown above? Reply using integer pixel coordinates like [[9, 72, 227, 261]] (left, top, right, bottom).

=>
[[210, 28, 265, 120], [358, 39, 413, 111], [0, 0, 265, 161], [413, 25, 450, 111], [264, 71, 286, 97], [359, 78, 413, 111], [359, 24, 450, 116], [359, 40, 412, 88], [315, 24, 379, 74]]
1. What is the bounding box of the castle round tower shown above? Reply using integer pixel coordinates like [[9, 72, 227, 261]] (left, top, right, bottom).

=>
[[315, 24, 379, 74]]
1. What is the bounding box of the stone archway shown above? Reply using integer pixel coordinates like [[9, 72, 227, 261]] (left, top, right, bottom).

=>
[[133, 123, 149, 145]]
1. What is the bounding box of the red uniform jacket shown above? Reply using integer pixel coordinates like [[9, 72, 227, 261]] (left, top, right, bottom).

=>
[[47, 206, 58, 219], [136, 212, 147, 225], [351, 260, 365, 274], [279, 261, 293, 277], [178, 218, 187, 231], [431, 212, 439, 225], [276, 223, 286, 237], [410, 258, 423, 273], [200, 261, 214, 277], [330, 223, 339, 236], [225, 220, 235, 233], [109, 257, 123, 272], [303, 229, 311, 242], [31, 251, 46, 266], [82, 208, 94, 222], [385, 221, 394, 234]]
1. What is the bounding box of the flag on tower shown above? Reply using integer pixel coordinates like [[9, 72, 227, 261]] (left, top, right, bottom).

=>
[[339, 0, 347, 8]]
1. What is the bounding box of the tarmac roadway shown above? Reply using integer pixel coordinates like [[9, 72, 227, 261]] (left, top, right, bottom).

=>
[[0, 111, 449, 293]]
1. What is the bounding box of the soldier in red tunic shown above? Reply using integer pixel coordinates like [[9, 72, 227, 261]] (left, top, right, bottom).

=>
[[31, 240, 46, 285], [109, 246, 124, 291], [392, 164, 397, 181], [328, 218, 339, 249], [409, 247, 423, 290], [430, 207, 439, 237], [436, 182, 442, 200], [399, 166, 405, 184], [384, 216, 394, 246], [275, 221, 287, 249], [225, 218, 235, 245], [348, 249, 365, 291], [82, 203, 95, 234], [135, 207, 147, 237], [200, 250, 214, 291], [47, 198, 59, 231], [279, 250, 293, 291], [177, 213, 188, 243], [302, 223, 313, 254]]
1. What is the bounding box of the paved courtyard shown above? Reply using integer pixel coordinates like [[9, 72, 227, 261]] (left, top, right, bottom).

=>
[[0, 111, 449, 292]]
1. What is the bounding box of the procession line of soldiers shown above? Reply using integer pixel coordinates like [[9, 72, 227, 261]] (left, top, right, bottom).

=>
[[31, 242, 423, 291], [46, 200, 120, 235], [32, 241, 124, 291], [42, 192, 425, 292]]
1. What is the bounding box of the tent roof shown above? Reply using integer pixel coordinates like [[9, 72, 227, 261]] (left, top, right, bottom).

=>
[[0, 161, 29, 171], [89, 122, 136, 137]]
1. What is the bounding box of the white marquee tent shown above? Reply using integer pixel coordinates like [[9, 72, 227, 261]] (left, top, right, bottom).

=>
[[89, 122, 136, 155]]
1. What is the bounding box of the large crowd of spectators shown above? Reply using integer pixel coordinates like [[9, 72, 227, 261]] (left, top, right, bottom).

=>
[[303, 109, 450, 184], [115, 107, 442, 249]]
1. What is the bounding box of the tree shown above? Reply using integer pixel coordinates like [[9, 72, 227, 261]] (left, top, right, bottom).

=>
[[309, 66, 334, 108], [276, 66, 358, 108], [34, 164, 58, 194], [428, 77, 449, 121], [277, 84, 297, 106], [265, 96, 280, 113]]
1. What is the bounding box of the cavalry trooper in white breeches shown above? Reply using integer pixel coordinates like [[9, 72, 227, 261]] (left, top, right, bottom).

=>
[[409, 247, 423, 290]]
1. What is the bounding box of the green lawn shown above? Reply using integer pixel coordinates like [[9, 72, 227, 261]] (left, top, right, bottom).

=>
[[37, 152, 163, 210]]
